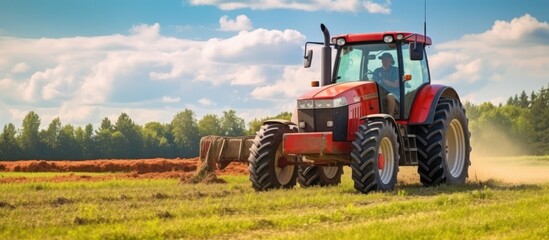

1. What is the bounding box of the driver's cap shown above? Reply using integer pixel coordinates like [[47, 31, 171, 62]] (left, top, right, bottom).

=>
[[379, 52, 395, 65]]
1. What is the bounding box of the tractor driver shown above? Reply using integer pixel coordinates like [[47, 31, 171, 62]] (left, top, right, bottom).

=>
[[373, 52, 399, 116]]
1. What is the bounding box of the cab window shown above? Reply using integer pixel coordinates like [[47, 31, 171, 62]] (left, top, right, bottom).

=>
[[336, 46, 364, 82], [335, 43, 398, 83]]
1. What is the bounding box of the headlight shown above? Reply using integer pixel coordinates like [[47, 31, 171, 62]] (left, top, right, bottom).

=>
[[297, 100, 314, 109], [396, 33, 404, 40], [299, 98, 347, 109], [315, 99, 333, 109], [336, 38, 346, 46], [383, 35, 394, 43], [313, 97, 348, 109], [333, 97, 347, 107]]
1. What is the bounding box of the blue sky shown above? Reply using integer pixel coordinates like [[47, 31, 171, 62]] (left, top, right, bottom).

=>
[[1, 0, 549, 128]]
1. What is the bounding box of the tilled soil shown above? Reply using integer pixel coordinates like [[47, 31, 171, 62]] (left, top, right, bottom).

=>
[[0, 158, 199, 173], [0, 158, 249, 183]]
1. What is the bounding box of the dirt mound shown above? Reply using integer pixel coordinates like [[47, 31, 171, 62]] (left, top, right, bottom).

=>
[[0, 158, 249, 175], [0, 159, 249, 183], [0, 158, 202, 173]]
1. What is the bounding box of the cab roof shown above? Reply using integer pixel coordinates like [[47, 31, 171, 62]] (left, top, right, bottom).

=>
[[333, 32, 432, 45]]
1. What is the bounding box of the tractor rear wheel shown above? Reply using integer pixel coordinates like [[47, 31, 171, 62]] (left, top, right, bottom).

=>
[[415, 98, 471, 186], [248, 124, 298, 191], [297, 164, 342, 188], [351, 120, 400, 194]]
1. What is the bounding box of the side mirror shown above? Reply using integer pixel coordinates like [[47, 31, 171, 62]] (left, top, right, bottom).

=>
[[410, 42, 424, 61], [304, 49, 313, 68]]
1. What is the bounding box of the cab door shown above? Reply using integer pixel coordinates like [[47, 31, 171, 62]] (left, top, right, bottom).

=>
[[401, 43, 430, 119]]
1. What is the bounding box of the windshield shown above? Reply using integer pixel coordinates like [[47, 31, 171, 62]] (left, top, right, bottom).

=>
[[335, 43, 399, 83]]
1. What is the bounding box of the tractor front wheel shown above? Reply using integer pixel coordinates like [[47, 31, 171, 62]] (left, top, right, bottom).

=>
[[297, 164, 343, 188], [415, 98, 471, 186], [248, 124, 298, 191], [351, 120, 400, 194]]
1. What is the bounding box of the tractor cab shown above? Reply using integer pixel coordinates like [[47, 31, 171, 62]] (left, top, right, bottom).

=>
[[334, 33, 431, 119], [305, 31, 432, 120]]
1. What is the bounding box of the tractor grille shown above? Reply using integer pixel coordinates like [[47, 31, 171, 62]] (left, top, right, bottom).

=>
[[297, 106, 348, 142], [298, 109, 315, 133]]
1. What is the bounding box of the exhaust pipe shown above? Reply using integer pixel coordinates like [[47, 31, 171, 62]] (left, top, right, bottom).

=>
[[320, 24, 332, 86]]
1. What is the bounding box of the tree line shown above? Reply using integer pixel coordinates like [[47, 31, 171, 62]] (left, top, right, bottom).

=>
[[1, 84, 547, 160], [464, 84, 549, 156], [0, 109, 290, 160]]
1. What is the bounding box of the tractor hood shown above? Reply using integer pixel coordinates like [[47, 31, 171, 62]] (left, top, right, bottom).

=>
[[297, 81, 379, 108]]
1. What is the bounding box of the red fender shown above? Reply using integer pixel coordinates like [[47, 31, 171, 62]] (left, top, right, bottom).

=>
[[408, 84, 460, 125]]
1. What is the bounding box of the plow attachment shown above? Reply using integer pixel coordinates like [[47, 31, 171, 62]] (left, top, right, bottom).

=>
[[189, 135, 255, 182]]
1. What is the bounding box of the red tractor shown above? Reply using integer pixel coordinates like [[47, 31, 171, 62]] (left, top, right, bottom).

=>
[[246, 24, 471, 194]]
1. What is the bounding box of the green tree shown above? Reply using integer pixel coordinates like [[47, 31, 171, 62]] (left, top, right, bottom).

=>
[[95, 118, 114, 158], [114, 113, 143, 158], [518, 91, 529, 108], [530, 91, 537, 106], [530, 86, 549, 154], [220, 110, 245, 136], [111, 131, 129, 159], [75, 126, 85, 159], [58, 124, 81, 159], [142, 121, 174, 158], [74, 125, 95, 160], [171, 109, 199, 157], [198, 114, 222, 136], [82, 124, 96, 159], [160, 123, 177, 158], [18, 111, 42, 159], [42, 117, 62, 159], [0, 123, 20, 160]]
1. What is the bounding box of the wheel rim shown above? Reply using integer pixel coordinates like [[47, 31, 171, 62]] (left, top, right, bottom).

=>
[[274, 146, 294, 185], [322, 166, 339, 179], [378, 137, 395, 185], [446, 119, 466, 178]]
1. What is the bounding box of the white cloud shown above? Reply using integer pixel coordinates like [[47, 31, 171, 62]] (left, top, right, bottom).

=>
[[12, 62, 30, 73], [198, 98, 216, 106], [202, 28, 305, 64], [219, 15, 253, 32], [364, 0, 391, 14], [473, 13, 549, 42], [0, 23, 307, 127], [129, 23, 161, 40], [228, 65, 268, 85], [162, 96, 181, 103], [430, 14, 549, 104], [251, 66, 316, 101], [58, 102, 101, 125], [189, 0, 386, 13]]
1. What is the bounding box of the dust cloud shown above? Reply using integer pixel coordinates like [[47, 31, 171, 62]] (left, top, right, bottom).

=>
[[398, 125, 549, 185], [469, 125, 549, 184]]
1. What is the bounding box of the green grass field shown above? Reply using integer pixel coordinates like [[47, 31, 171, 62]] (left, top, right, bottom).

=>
[[1, 166, 548, 240]]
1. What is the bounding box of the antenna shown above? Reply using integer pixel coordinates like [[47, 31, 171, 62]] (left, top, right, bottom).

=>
[[423, 0, 427, 43]]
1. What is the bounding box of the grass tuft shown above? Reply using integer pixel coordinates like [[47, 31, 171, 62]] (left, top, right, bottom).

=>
[[0, 200, 15, 209], [52, 197, 72, 205], [156, 210, 174, 219]]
